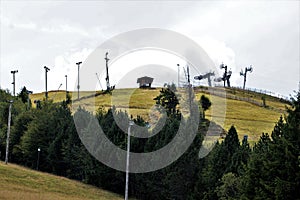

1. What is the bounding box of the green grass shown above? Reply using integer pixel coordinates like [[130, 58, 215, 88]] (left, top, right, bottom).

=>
[[30, 87, 289, 143], [0, 162, 124, 200]]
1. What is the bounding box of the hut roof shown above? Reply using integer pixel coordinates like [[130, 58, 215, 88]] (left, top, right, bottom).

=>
[[137, 76, 154, 84]]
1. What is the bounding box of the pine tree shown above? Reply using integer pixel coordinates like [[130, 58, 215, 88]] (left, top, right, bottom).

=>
[[241, 92, 300, 199], [153, 83, 179, 117], [199, 95, 211, 119]]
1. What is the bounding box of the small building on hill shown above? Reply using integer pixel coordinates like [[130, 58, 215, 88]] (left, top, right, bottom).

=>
[[137, 76, 154, 88]]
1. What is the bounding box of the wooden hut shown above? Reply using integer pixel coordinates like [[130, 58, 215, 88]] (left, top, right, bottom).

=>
[[137, 76, 154, 88]]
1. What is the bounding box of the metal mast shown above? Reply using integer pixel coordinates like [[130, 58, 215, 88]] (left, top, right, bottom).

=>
[[177, 64, 180, 88], [76, 62, 82, 100], [240, 65, 253, 90], [11, 70, 18, 96], [5, 100, 13, 164], [44, 66, 50, 99], [220, 63, 227, 87], [105, 52, 110, 91], [65, 75, 68, 100], [125, 120, 134, 200]]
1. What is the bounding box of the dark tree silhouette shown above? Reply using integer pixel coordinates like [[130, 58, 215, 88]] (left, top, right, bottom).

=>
[[200, 95, 211, 119]]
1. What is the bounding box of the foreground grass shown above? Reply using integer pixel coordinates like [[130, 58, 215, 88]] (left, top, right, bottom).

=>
[[30, 87, 289, 143], [0, 162, 123, 200]]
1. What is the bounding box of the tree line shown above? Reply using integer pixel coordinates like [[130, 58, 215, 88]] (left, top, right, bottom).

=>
[[0, 86, 299, 199]]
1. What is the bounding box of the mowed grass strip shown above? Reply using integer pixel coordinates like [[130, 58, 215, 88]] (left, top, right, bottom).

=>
[[0, 162, 123, 200]]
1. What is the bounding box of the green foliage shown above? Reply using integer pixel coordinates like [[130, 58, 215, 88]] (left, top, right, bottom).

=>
[[240, 92, 300, 199], [0, 89, 26, 160], [1, 87, 299, 200], [196, 126, 249, 199], [18, 86, 29, 104], [261, 95, 267, 107], [216, 172, 241, 200], [154, 83, 179, 117], [200, 95, 212, 119]]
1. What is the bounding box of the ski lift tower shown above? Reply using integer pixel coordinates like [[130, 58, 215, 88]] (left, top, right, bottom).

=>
[[194, 71, 215, 87], [220, 63, 227, 87], [240, 65, 253, 90], [220, 63, 232, 87]]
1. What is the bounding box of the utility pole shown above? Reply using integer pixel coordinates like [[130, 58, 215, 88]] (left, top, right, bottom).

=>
[[5, 100, 13, 164], [76, 62, 82, 100], [105, 52, 110, 91], [44, 66, 50, 99], [240, 65, 253, 90], [177, 64, 180, 88], [65, 75, 68, 100], [11, 70, 18, 96], [187, 65, 192, 112], [125, 120, 134, 200]]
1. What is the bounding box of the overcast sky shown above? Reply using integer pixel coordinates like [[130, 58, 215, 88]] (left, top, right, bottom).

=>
[[0, 1, 299, 97]]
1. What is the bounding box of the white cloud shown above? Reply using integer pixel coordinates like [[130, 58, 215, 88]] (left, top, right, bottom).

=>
[[0, 1, 299, 96], [98, 49, 186, 89], [46, 48, 93, 92]]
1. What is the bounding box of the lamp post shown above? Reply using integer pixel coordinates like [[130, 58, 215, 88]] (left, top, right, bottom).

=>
[[177, 64, 180, 88], [37, 147, 41, 170], [11, 70, 18, 96], [44, 66, 50, 99], [76, 62, 82, 100], [125, 120, 134, 200], [5, 100, 13, 164], [65, 75, 68, 100]]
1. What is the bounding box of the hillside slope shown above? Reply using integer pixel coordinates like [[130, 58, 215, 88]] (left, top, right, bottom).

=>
[[30, 87, 289, 143], [0, 162, 123, 200]]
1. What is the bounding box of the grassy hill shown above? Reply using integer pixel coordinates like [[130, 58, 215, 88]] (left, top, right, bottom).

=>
[[30, 87, 289, 144], [0, 162, 123, 200]]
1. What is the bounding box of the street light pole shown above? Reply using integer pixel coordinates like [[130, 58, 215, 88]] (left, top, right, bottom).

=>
[[65, 75, 68, 100], [44, 66, 50, 99], [5, 100, 13, 164], [125, 120, 134, 200], [11, 70, 18, 96], [76, 62, 82, 100], [37, 147, 41, 170], [177, 64, 180, 88]]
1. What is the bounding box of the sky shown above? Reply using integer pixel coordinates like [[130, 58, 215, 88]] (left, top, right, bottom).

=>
[[0, 0, 299, 98]]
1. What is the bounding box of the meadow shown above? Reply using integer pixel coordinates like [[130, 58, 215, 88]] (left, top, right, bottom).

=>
[[30, 86, 289, 143], [0, 162, 124, 200]]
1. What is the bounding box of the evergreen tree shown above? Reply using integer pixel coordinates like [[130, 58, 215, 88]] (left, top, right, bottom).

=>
[[154, 83, 179, 117], [18, 86, 29, 104], [200, 95, 211, 119], [241, 92, 300, 199], [216, 172, 241, 200]]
